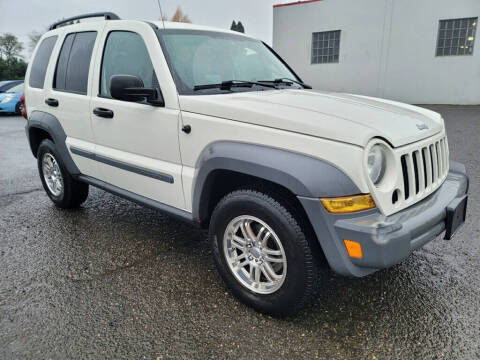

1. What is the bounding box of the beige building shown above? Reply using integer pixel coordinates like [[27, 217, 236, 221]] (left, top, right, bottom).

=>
[[273, 0, 480, 104]]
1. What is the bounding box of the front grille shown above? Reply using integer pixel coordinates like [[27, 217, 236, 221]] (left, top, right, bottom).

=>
[[399, 136, 448, 202]]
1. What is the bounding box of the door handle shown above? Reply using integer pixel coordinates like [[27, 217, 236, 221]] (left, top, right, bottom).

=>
[[45, 98, 59, 107], [93, 107, 114, 119]]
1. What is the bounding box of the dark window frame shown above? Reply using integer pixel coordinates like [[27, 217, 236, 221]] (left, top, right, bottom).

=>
[[29, 35, 58, 89], [436, 17, 477, 57], [311, 30, 341, 64], [98, 30, 161, 104], [52, 31, 97, 95], [53, 33, 75, 92]]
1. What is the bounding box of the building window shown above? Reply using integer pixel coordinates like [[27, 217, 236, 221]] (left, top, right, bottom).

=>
[[436, 17, 477, 56], [312, 30, 340, 64]]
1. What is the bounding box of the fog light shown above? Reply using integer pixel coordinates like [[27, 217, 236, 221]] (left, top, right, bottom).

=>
[[344, 239, 363, 259], [321, 194, 376, 214]]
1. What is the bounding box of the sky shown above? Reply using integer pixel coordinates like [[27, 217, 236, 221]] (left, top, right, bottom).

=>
[[0, 0, 293, 60]]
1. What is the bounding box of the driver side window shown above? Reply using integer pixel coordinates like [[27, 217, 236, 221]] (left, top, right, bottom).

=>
[[100, 31, 158, 98]]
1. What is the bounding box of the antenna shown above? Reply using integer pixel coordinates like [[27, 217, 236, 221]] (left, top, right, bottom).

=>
[[157, 0, 166, 29]]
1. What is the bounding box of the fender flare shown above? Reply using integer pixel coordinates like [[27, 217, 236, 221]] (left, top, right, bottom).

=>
[[26, 110, 80, 175], [192, 141, 360, 222]]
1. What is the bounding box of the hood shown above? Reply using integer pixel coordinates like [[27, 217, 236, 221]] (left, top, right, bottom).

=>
[[0, 92, 19, 101], [179, 89, 444, 147]]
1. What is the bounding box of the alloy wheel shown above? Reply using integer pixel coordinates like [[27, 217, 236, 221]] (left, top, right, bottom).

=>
[[223, 215, 287, 294]]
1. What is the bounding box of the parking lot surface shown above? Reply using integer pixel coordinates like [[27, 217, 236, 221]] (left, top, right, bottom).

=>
[[0, 107, 479, 359]]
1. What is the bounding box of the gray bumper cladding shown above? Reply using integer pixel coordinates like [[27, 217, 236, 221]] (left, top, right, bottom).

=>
[[299, 161, 469, 277]]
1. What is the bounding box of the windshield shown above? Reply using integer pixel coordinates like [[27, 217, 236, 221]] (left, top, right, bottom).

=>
[[6, 83, 24, 93], [0, 81, 20, 92], [158, 30, 301, 94]]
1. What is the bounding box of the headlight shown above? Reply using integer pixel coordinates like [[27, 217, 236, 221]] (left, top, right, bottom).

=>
[[367, 144, 387, 185], [1, 96, 13, 103]]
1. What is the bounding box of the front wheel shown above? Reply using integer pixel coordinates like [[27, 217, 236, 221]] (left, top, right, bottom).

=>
[[209, 189, 323, 316], [15, 101, 22, 115]]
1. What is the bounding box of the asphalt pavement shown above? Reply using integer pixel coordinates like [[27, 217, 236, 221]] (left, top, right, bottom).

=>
[[0, 107, 479, 359]]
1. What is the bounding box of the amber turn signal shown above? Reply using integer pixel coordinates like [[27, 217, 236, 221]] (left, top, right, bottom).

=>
[[321, 194, 376, 214], [343, 239, 363, 259]]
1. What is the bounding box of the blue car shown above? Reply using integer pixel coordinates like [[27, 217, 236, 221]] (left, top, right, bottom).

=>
[[0, 82, 24, 115]]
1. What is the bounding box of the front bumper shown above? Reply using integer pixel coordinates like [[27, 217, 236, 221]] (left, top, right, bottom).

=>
[[0, 102, 16, 112], [299, 161, 469, 277]]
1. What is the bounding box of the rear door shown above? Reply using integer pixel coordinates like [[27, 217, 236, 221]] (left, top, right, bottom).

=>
[[89, 21, 185, 210], [25, 33, 60, 120], [46, 22, 105, 177]]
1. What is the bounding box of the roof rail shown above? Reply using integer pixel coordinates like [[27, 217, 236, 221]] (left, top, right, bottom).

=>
[[49, 12, 120, 30]]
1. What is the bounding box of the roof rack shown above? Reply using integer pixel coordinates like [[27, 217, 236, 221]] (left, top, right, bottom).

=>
[[49, 12, 120, 30]]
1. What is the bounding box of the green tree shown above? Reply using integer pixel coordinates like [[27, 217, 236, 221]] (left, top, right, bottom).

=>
[[237, 21, 245, 33], [0, 57, 28, 80], [0, 33, 24, 61], [230, 21, 238, 32], [0, 58, 7, 80], [0, 33, 27, 80]]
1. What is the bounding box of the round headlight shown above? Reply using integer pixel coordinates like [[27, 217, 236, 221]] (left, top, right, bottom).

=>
[[367, 144, 386, 185]]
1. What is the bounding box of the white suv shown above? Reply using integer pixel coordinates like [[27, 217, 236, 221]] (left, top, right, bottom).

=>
[[24, 13, 469, 316]]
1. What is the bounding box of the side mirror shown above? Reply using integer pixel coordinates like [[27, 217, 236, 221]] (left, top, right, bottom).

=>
[[109, 74, 164, 106]]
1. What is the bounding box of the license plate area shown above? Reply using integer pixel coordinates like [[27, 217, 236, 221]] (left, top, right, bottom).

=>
[[444, 195, 467, 240]]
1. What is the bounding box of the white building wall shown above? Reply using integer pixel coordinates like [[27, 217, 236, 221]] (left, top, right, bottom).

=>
[[273, 0, 480, 104]]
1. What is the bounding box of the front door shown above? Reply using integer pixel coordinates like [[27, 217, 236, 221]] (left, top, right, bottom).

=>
[[89, 22, 185, 210]]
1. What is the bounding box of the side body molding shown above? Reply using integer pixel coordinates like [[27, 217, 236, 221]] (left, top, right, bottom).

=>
[[192, 141, 360, 222], [26, 110, 80, 175]]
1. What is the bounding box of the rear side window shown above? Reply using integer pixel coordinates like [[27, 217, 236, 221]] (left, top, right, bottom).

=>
[[29, 36, 58, 89], [100, 31, 157, 98], [54, 31, 97, 94]]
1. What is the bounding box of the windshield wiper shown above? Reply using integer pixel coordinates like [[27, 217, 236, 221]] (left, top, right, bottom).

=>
[[258, 78, 312, 89], [193, 80, 277, 91]]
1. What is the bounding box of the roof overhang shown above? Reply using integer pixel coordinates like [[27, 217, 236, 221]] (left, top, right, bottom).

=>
[[273, 0, 323, 8]]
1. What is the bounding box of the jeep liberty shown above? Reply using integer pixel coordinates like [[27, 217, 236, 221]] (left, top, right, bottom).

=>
[[23, 13, 469, 316]]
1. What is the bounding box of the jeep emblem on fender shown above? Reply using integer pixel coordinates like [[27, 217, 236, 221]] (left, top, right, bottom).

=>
[[416, 123, 429, 130]]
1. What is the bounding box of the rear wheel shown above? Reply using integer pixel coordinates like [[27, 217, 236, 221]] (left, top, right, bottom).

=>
[[209, 189, 323, 316], [37, 139, 89, 208]]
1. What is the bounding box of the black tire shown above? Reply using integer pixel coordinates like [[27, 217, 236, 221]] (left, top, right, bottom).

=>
[[37, 139, 89, 208], [15, 101, 22, 115], [209, 189, 323, 317]]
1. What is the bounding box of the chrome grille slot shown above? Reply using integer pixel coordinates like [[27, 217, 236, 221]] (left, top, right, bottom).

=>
[[422, 147, 432, 187], [413, 150, 424, 193], [400, 155, 409, 199], [436, 141, 442, 176], [430, 144, 438, 182]]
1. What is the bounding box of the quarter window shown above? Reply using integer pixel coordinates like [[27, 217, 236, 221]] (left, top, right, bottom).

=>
[[311, 30, 340, 64], [54, 31, 97, 94], [436, 17, 477, 56], [29, 36, 58, 89], [100, 31, 158, 98]]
